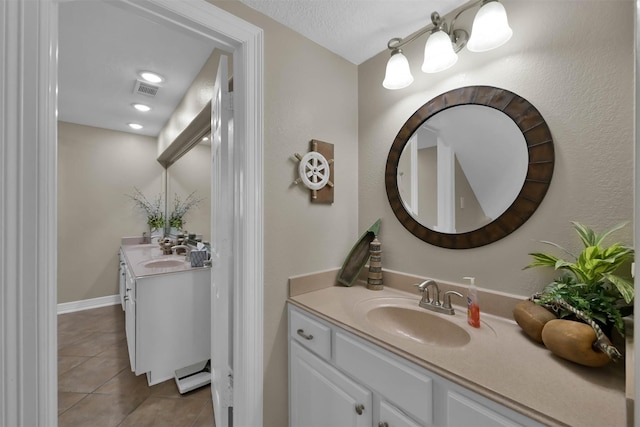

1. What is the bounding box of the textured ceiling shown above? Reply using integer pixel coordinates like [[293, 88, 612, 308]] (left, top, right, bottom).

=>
[[237, 0, 468, 64]]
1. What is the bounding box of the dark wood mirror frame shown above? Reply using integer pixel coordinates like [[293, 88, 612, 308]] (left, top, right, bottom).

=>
[[385, 86, 554, 249]]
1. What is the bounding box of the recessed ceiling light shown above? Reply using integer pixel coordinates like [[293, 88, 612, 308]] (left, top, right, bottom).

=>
[[202, 136, 209, 142], [132, 103, 151, 112], [139, 71, 164, 84], [128, 123, 143, 130]]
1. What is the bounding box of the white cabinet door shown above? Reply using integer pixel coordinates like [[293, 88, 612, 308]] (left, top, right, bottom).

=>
[[379, 400, 424, 427], [447, 391, 522, 427], [124, 274, 135, 372], [290, 341, 372, 427], [135, 271, 211, 384], [119, 250, 125, 310]]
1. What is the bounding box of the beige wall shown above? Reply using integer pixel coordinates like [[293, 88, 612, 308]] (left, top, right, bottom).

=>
[[58, 122, 163, 303], [358, 0, 634, 296], [210, 2, 359, 426]]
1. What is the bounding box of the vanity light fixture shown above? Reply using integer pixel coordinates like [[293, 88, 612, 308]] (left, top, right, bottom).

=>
[[128, 123, 143, 130], [382, 0, 512, 90], [139, 71, 164, 84], [132, 103, 152, 112]]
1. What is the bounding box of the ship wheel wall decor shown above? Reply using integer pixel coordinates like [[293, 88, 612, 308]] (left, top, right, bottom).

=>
[[293, 139, 334, 204]]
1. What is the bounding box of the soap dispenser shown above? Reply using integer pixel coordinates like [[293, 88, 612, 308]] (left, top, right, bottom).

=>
[[464, 276, 480, 328]]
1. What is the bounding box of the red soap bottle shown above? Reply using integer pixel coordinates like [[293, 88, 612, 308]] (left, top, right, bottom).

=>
[[465, 276, 480, 328]]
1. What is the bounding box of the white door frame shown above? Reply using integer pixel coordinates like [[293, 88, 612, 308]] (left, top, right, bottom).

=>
[[634, 1, 639, 423], [0, 0, 264, 425]]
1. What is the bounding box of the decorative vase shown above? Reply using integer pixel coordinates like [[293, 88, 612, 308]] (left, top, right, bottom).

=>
[[150, 226, 163, 244]]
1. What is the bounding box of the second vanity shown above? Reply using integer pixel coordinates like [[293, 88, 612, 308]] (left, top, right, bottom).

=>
[[119, 240, 211, 386], [288, 269, 625, 427]]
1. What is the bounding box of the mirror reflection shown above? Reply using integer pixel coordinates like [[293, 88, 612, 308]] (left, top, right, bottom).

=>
[[158, 50, 232, 242], [397, 104, 528, 234], [166, 135, 211, 240]]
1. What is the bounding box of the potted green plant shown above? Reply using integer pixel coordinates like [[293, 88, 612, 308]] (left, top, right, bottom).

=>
[[168, 191, 202, 234], [518, 222, 634, 366], [127, 187, 165, 240], [525, 222, 634, 337]]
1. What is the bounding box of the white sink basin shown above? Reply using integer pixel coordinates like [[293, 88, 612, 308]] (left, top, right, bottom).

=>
[[354, 297, 471, 348], [140, 256, 186, 269]]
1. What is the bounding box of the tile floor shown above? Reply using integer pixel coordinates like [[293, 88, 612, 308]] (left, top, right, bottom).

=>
[[58, 304, 214, 427]]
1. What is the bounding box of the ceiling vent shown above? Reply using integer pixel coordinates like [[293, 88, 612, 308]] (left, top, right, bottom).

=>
[[133, 79, 159, 97]]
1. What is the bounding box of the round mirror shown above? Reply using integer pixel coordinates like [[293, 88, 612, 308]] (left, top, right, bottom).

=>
[[386, 86, 554, 249]]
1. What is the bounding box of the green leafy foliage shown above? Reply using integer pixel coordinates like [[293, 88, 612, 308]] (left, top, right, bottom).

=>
[[127, 187, 165, 229], [169, 191, 202, 230], [525, 222, 634, 335]]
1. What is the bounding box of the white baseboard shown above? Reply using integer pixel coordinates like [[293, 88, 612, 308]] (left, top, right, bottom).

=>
[[57, 294, 120, 315]]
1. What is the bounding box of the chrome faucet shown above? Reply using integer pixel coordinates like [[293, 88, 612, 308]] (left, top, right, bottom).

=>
[[416, 279, 463, 315], [171, 244, 192, 261], [417, 279, 439, 307]]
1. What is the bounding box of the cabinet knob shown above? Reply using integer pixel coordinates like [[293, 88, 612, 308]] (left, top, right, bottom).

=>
[[378, 423, 389, 427], [355, 403, 365, 415], [296, 329, 313, 340]]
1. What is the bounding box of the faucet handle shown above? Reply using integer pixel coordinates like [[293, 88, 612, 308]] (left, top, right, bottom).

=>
[[443, 290, 464, 309]]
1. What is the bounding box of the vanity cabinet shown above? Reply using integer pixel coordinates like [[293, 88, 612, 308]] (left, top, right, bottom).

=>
[[121, 248, 211, 386], [288, 304, 543, 427]]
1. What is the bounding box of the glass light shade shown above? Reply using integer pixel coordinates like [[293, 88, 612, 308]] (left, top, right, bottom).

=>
[[466, 1, 513, 52], [421, 30, 458, 73], [382, 51, 414, 90]]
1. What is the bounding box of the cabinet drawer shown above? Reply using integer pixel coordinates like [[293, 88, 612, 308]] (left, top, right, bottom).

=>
[[335, 332, 432, 424], [289, 307, 331, 360]]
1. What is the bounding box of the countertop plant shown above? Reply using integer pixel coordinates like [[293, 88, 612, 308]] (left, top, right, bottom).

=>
[[127, 187, 165, 229], [169, 191, 202, 230], [525, 222, 634, 336]]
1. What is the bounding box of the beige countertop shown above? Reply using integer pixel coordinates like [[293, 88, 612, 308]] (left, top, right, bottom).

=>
[[120, 243, 210, 278], [288, 270, 626, 427]]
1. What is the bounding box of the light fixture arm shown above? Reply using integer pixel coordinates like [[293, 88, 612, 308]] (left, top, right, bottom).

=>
[[382, 0, 510, 90], [449, 0, 487, 36], [386, 11, 444, 50], [386, 25, 434, 51], [386, 0, 490, 53]]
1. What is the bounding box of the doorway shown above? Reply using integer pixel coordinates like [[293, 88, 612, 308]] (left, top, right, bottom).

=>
[[0, 0, 263, 425]]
